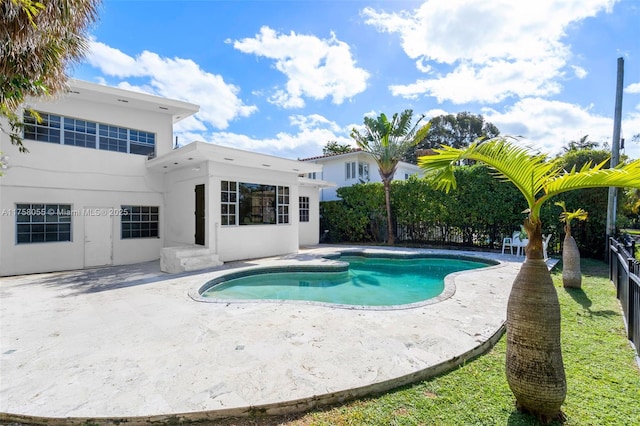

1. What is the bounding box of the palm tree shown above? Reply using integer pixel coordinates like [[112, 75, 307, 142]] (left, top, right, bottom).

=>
[[555, 201, 588, 289], [350, 110, 430, 244], [1, 0, 100, 151], [418, 138, 640, 421]]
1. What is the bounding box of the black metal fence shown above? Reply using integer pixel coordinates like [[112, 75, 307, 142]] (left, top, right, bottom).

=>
[[608, 237, 640, 357]]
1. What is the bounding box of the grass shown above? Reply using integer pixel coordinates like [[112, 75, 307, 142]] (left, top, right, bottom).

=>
[[214, 258, 640, 426]]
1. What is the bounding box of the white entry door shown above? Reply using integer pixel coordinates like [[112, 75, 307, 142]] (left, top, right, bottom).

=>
[[84, 208, 113, 268]]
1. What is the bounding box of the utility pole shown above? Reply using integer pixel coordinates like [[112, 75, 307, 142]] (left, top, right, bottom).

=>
[[606, 57, 624, 247]]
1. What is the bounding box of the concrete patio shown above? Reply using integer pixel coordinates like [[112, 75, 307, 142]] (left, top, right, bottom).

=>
[[0, 245, 529, 425]]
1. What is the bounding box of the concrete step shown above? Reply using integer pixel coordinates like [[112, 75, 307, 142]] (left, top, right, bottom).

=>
[[160, 246, 223, 273], [181, 254, 222, 272]]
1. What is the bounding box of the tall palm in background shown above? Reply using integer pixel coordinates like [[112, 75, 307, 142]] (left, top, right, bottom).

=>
[[351, 110, 430, 244], [418, 138, 640, 421], [555, 201, 588, 289]]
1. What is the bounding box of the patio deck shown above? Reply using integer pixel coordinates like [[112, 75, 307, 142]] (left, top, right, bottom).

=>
[[0, 246, 531, 425]]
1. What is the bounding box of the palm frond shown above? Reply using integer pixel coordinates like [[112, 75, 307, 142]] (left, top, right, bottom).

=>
[[542, 160, 640, 199], [419, 138, 561, 210]]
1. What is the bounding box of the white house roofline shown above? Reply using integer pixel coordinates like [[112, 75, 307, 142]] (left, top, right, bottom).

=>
[[300, 148, 362, 162], [302, 148, 421, 172], [298, 177, 335, 188], [65, 79, 199, 123], [147, 141, 324, 174]]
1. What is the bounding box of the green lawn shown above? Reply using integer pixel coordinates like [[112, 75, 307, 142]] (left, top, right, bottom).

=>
[[217, 259, 640, 426]]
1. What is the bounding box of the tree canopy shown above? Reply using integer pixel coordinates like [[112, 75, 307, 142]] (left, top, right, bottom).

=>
[[562, 135, 600, 152], [1, 0, 101, 151], [404, 112, 499, 163], [322, 140, 353, 156]]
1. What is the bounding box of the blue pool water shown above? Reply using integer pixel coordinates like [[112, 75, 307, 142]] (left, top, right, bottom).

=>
[[200, 254, 491, 307]]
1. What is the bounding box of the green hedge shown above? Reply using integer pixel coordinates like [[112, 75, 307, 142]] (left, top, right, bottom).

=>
[[320, 164, 616, 259]]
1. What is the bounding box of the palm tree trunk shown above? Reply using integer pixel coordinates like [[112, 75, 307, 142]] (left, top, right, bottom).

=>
[[562, 233, 582, 288], [383, 179, 394, 244], [506, 220, 566, 421]]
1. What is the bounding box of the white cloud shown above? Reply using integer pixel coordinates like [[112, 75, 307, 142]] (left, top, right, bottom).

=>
[[572, 65, 588, 79], [193, 113, 354, 160], [85, 40, 257, 130], [391, 57, 565, 104], [479, 97, 635, 155], [626, 82, 640, 94], [363, 0, 616, 103], [233, 26, 370, 108]]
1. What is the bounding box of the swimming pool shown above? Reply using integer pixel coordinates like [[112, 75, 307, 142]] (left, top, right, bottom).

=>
[[197, 252, 494, 309]]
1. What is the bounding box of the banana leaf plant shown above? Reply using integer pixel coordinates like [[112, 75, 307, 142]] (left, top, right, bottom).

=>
[[418, 138, 640, 422], [555, 201, 588, 289]]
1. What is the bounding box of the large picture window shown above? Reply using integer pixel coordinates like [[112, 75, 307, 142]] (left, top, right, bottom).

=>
[[23, 111, 155, 156], [16, 203, 71, 244], [221, 181, 289, 226], [121, 206, 159, 238]]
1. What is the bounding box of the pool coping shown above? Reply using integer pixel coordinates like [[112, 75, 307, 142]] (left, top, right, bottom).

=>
[[189, 250, 500, 311], [0, 246, 524, 425]]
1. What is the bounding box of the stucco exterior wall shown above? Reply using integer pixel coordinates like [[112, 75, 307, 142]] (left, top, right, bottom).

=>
[[162, 165, 209, 248], [0, 86, 182, 276], [207, 162, 301, 262], [0, 140, 165, 276], [0, 82, 326, 276], [25, 96, 176, 156]]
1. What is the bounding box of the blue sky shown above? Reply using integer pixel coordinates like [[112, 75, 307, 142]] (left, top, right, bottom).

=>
[[73, 0, 640, 160]]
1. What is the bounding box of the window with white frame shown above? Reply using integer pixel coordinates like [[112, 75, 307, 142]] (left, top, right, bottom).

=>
[[299, 196, 310, 222], [16, 203, 72, 244], [359, 162, 370, 181], [345, 161, 356, 180], [221, 181, 289, 225], [278, 186, 289, 224], [121, 206, 159, 238], [221, 181, 237, 226], [23, 110, 156, 156], [308, 172, 317, 179]]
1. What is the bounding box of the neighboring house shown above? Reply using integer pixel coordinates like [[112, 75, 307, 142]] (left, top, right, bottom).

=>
[[0, 80, 331, 276], [301, 149, 424, 201]]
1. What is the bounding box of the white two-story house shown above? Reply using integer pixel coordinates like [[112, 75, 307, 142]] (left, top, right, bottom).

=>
[[301, 149, 424, 201], [0, 80, 331, 276]]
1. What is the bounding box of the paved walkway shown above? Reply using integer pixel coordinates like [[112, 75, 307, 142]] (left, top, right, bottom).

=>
[[0, 246, 527, 424]]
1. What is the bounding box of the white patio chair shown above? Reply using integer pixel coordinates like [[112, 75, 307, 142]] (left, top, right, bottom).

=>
[[512, 234, 528, 256], [501, 235, 513, 255]]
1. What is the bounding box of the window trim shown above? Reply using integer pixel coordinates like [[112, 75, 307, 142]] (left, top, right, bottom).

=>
[[120, 205, 159, 239], [345, 161, 356, 180], [15, 203, 72, 244], [23, 110, 156, 157], [299, 196, 310, 223], [221, 181, 290, 226]]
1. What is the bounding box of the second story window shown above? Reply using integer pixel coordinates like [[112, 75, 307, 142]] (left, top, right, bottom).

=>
[[359, 163, 369, 181], [23, 110, 156, 156], [346, 161, 369, 181], [345, 161, 356, 180]]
